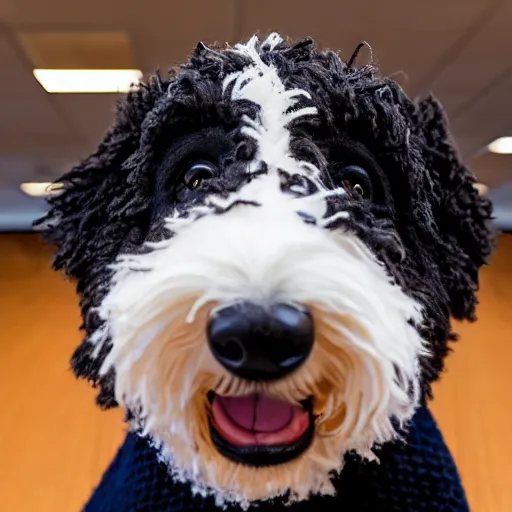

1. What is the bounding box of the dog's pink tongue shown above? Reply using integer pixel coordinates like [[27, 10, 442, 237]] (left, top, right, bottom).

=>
[[212, 394, 310, 447], [219, 394, 293, 432]]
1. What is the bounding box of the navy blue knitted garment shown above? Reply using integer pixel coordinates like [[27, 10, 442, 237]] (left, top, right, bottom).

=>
[[84, 406, 469, 512]]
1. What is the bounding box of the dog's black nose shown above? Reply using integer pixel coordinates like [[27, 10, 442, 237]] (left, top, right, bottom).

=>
[[207, 301, 314, 381]]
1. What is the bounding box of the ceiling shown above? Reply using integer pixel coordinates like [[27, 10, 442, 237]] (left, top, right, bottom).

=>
[[0, 0, 511, 230]]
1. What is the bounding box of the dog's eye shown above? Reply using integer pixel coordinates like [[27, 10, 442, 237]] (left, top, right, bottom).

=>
[[183, 161, 217, 190], [338, 165, 373, 200]]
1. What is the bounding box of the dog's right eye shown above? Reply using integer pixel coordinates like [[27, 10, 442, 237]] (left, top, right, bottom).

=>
[[183, 161, 217, 190], [337, 165, 373, 201]]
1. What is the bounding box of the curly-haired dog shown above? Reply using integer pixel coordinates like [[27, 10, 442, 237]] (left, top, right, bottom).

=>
[[37, 34, 494, 511]]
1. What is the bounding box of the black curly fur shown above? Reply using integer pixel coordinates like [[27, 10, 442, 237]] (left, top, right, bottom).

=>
[[36, 36, 494, 411]]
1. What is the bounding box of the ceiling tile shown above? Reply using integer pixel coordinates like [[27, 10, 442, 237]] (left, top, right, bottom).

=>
[[1, 0, 236, 72], [421, 1, 512, 119], [451, 68, 512, 157], [52, 95, 119, 145], [18, 31, 135, 69], [0, 30, 81, 146], [238, 0, 492, 80]]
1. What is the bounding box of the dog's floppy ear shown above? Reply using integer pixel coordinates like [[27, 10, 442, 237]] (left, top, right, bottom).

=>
[[416, 95, 494, 321], [35, 80, 164, 278]]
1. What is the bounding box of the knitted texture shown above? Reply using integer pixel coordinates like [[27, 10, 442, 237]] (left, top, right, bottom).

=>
[[84, 406, 469, 512]]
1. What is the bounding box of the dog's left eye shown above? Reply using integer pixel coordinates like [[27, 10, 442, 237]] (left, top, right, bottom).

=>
[[338, 165, 373, 200], [183, 161, 217, 190]]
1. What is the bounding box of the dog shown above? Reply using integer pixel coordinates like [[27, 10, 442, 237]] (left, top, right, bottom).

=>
[[37, 33, 494, 511]]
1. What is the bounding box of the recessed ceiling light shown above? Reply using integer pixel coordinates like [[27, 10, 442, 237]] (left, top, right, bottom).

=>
[[33, 69, 143, 93], [488, 136, 512, 154], [473, 183, 489, 196], [20, 182, 63, 197]]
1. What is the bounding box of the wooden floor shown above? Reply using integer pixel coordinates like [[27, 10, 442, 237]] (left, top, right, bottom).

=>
[[0, 234, 511, 511]]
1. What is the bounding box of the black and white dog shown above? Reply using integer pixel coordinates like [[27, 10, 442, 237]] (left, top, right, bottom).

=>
[[38, 34, 493, 510]]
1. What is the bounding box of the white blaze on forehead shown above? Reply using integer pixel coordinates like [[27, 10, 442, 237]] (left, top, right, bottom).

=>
[[223, 33, 319, 177], [159, 33, 348, 237]]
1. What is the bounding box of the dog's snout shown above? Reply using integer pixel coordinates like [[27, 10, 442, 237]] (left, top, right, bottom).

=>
[[207, 301, 314, 381]]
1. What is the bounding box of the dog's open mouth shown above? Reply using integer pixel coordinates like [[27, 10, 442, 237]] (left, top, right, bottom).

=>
[[209, 393, 315, 466]]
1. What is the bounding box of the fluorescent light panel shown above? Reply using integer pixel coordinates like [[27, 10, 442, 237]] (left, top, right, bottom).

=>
[[488, 136, 512, 154], [20, 182, 63, 197], [33, 69, 142, 93]]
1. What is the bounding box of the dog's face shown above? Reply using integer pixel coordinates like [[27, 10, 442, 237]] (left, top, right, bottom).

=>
[[38, 34, 493, 506]]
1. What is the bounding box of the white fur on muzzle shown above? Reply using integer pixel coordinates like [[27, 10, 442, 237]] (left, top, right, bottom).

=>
[[93, 171, 427, 507]]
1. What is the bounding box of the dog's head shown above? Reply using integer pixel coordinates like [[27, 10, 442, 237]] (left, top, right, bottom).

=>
[[37, 34, 493, 506]]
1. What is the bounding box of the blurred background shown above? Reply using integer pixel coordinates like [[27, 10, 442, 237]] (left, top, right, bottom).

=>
[[0, 1, 511, 511]]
